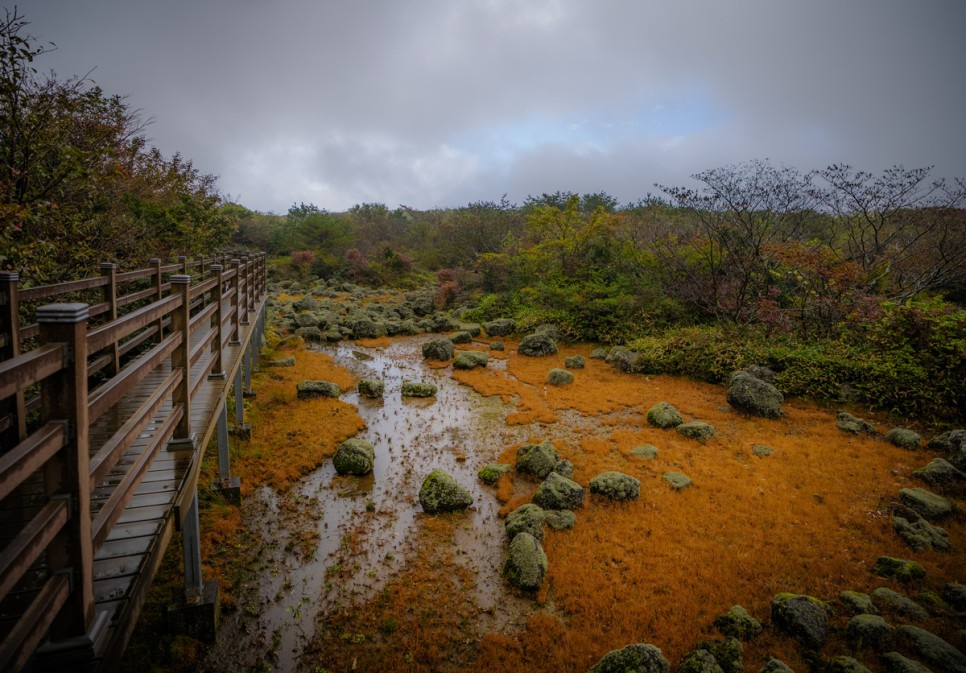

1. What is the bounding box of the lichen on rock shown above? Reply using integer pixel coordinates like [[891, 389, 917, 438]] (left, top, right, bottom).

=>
[[503, 532, 547, 591], [418, 469, 473, 513], [333, 438, 375, 476]]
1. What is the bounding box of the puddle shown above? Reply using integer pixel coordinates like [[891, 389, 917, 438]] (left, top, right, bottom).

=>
[[202, 337, 533, 672]]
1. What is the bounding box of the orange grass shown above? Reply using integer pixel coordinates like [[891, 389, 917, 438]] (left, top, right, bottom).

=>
[[357, 336, 392, 348]]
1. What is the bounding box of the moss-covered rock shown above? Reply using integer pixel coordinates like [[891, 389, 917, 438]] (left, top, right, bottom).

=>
[[881, 652, 933, 673], [503, 532, 547, 591], [913, 458, 965, 486], [588, 643, 669, 673], [886, 427, 922, 449], [418, 470, 473, 513], [894, 625, 966, 673], [873, 556, 926, 583], [837, 411, 876, 435], [727, 371, 783, 418], [350, 317, 388, 339], [770, 593, 832, 650], [401, 381, 438, 398], [333, 438, 375, 475], [532, 472, 585, 511], [489, 341, 505, 351], [544, 509, 576, 530], [757, 660, 794, 673], [483, 318, 516, 337], [518, 333, 557, 357], [678, 649, 723, 673], [357, 378, 385, 398], [565, 354, 586, 369], [548, 368, 574, 385], [872, 588, 929, 621], [589, 471, 641, 501], [296, 380, 341, 399], [295, 325, 323, 342], [827, 656, 872, 673], [943, 582, 966, 611], [893, 515, 950, 552], [677, 421, 716, 442], [453, 350, 489, 370], [630, 445, 659, 460], [846, 613, 893, 651], [553, 459, 575, 479], [898, 487, 954, 520], [696, 638, 742, 673], [927, 429, 966, 467], [840, 591, 880, 615], [589, 347, 608, 359], [516, 441, 560, 479], [505, 503, 546, 541], [647, 402, 684, 428], [713, 605, 762, 640], [663, 471, 693, 490], [478, 463, 511, 484], [421, 338, 455, 361], [449, 330, 473, 344], [266, 356, 296, 367], [752, 444, 774, 457]]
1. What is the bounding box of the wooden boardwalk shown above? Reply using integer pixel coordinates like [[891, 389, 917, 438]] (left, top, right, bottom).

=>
[[0, 254, 267, 672]]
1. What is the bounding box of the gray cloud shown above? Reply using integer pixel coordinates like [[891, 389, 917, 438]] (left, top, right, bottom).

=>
[[24, 0, 966, 211]]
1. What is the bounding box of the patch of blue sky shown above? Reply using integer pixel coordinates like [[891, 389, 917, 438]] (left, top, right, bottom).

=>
[[455, 91, 729, 166]]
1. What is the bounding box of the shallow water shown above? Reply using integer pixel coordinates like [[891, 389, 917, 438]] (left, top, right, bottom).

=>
[[202, 336, 532, 672]]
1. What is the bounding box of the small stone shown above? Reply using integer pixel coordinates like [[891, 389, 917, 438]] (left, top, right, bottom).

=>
[[837, 411, 876, 434], [752, 445, 774, 457], [840, 591, 880, 615], [518, 333, 557, 357], [333, 438, 375, 476], [553, 459, 575, 479], [489, 341, 505, 351], [886, 427, 922, 449], [913, 458, 966, 486], [449, 330, 473, 344], [478, 463, 511, 485], [418, 470, 473, 513], [505, 503, 546, 542], [453, 350, 489, 369], [544, 509, 576, 530], [872, 588, 930, 621], [547, 368, 574, 385], [893, 515, 951, 552], [266, 356, 295, 367], [873, 556, 926, 583], [678, 649, 723, 673], [676, 421, 716, 442], [483, 318, 515, 337], [663, 472, 693, 490], [357, 378, 385, 398], [942, 582, 966, 611], [589, 348, 608, 359], [757, 660, 794, 673], [630, 445, 659, 459], [828, 656, 872, 673], [421, 338, 454, 361], [516, 441, 560, 479], [589, 471, 641, 501], [647, 402, 684, 428], [565, 354, 585, 369], [296, 380, 341, 399], [696, 637, 742, 673]]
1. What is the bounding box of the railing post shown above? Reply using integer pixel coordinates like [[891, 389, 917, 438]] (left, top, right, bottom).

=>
[[37, 303, 94, 640], [208, 264, 225, 379], [99, 262, 120, 377], [150, 258, 163, 341], [0, 271, 26, 447], [198, 255, 206, 281], [229, 259, 241, 345], [239, 256, 251, 324], [168, 275, 195, 447], [179, 255, 188, 275]]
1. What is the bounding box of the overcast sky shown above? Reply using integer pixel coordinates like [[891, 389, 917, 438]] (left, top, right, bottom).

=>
[[22, 0, 966, 213]]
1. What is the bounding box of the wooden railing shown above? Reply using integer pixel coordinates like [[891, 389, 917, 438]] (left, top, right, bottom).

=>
[[0, 252, 267, 672]]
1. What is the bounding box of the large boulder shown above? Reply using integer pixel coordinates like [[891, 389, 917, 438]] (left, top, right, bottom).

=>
[[589, 643, 669, 673], [333, 438, 375, 476], [532, 472, 585, 511], [886, 427, 921, 449], [357, 378, 385, 398], [678, 649, 723, 673], [589, 471, 641, 501], [350, 317, 388, 339], [664, 472, 693, 490], [873, 556, 926, 583], [757, 660, 794, 673], [296, 380, 341, 399], [872, 588, 930, 621], [840, 591, 880, 615], [943, 582, 966, 610], [899, 487, 954, 520], [553, 459, 575, 479], [881, 652, 934, 673], [913, 458, 966, 486], [828, 656, 872, 673], [516, 441, 560, 479], [422, 338, 455, 361], [647, 402, 684, 428], [695, 638, 743, 673], [449, 330, 473, 344], [895, 625, 966, 673], [418, 470, 473, 513], [453, 351, 489, 370], [727, 372, 783, 418], [483, 318, 516, 337], [518, 333, 557, 357], [846, 614, 894, 651], [893, 514, 950, 552], [927, 429, 966, 467], [771, 593, 832, 650], [503, 532, 547, 591], [505, 503, 546, 541]]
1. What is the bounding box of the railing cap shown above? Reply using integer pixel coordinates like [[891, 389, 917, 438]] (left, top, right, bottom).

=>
[[0, 271, 19, 282], [100, 262, 117, 270], [171, 274, 192, 285], [230, 259, 240, 265], [210, 264, 223, 271], [178, 255, 187, 262], [37, 302, 90, 324], [149, 258, 162, 264]]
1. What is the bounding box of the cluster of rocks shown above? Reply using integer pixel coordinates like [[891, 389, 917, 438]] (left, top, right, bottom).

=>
[[268, 280, 461, 342], [478, 440, 642, 592]]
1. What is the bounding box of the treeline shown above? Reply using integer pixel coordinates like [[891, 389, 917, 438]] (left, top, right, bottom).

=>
[[0, 9, 235, 284]]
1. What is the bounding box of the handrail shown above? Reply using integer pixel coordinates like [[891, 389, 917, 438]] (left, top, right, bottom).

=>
[[0, 422, 66, 501], [19, 276, 108, 301], [0, 344, 65, 400], [87, 294, 181, 354], [0, 499, 69, 598], [0, 573, 70, 673]]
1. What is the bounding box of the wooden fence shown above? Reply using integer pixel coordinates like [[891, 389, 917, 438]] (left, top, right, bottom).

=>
[[0, 253, 267, 672]]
